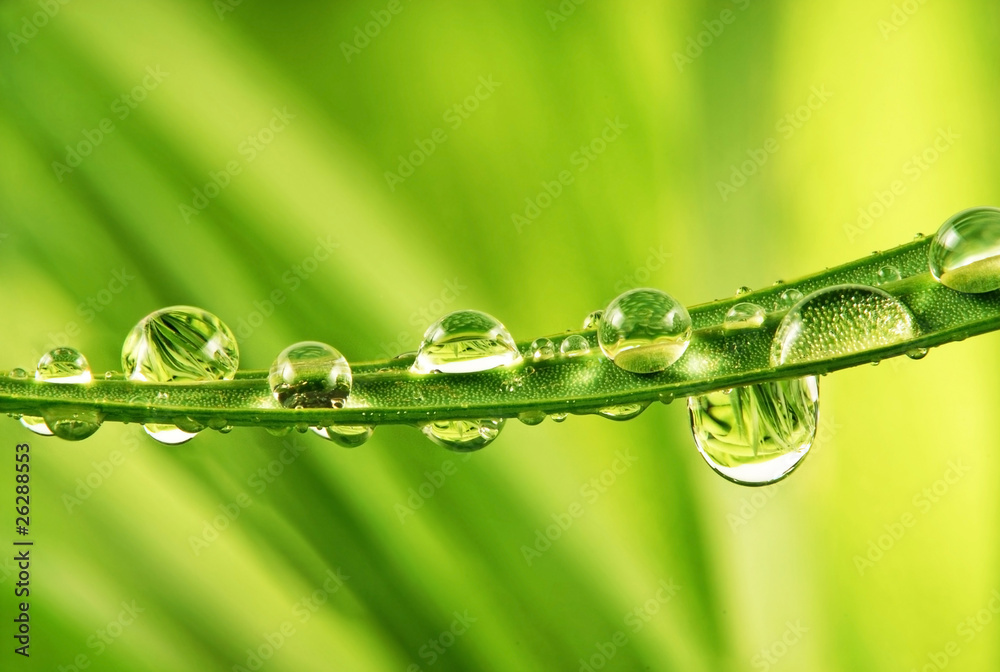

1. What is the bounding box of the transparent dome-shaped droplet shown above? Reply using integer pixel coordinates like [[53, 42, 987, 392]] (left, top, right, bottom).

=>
[[266, 426, 292, 437], [145, 425, 197, 445], [559, 334, 590, 358], [723, 303, 766, 331], [530, 338, 555, 362], [736, 286, 752, 295], [411, 310, 521, 374], [37, 347, 92, 384], [312, 424, 373, 448], [41, 406, 103, 441], [550, 412, 568, 423], [582, 310, 603, 330], [929, 206, 1000, 293], [20, 415, 53, 436], [906, 347, 929, 360], [517, 411, 546, 426], [778, 288, 803, 309], [876, 265, 901, 285], [596, 402, 648, 421], [268, 341, 352, 409], [122, 306, 238, 442], [688, 376, 819, 486], [598, 288, 692, 373], [9, 368, 27, 379], [421, 418, 504, 452], [770, 285, 917, 366]]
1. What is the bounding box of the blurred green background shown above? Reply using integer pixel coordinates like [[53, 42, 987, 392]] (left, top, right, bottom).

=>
[[1, 1, 998, 670]]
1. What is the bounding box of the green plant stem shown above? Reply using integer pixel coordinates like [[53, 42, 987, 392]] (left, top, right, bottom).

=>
[[2, 236, 998, 430]]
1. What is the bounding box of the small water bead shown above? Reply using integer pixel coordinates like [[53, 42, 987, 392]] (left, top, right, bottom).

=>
[[312, 425, 373, 448], [268, 341, 352, 409], [266, 427, 293, 437], [20, 415, 53, 436], [770, 284, 917, 366], [41, 406, 103, 441], [517, 411, 546, 426], [9, 368, 27, 379], [736, 286, 752, 295], [688, 376, 819, 486], [37, 347, 92, 384], [929, 206, 1000, 293], [145, 425, 198, 445], [559, 334, 590, 358], [876, 265, 902, 285], [778, 289, 803, 309], [530, 338, 555, 362], [411, 310, 521, 374], [598, 288, 692, 374], [906, 347, 929, 360], [550, 412, 568, 423], [421, 418, 504, 452], [582, 310, 603, 330], [596, 402, 648, 421], [723, 303, 766, 331]]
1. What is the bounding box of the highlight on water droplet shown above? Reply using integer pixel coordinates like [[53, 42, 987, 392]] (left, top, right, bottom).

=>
[[268, 341, 352, 409], [530, 338, 555, 362], [582, 310, 603, 329], [770, 284, 917, 366], [778, 288, 803, 309], [598, 288, 692, 373], [312, 424, 373, 448], [421, 418, 504, 452], [876, 265, 901, 285], [411, 310, 521, 374], [929, 206, 1000, 293], [122, 306, 239, 443], [596, 402, 648, 421], [723, 303, 766, 331], [688, 376, 819, 486], [559, 334, 590, 358]]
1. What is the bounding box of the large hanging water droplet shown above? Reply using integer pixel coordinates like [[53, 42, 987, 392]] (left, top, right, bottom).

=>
[[723, 303, 766, 331], [411, 310, 521, 374], [122, 306, 239, 443], [688, 376, 819, 486], [421, 418, 504, 452], [929, 206, 1000, 293], [559, 334, 590, 358], [582, 310, 603, 329], [20, 415, 53, 436], [598, 288, 692, 373], [596, 402, 648, 421], [770, 285, 917, 366], [268, 341, 352, 409], [312, 424, 373, 448], [41, 406, 103, 441]]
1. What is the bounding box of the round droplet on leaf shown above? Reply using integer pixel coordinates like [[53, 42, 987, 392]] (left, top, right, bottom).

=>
[[421, 418, 504, 452], [42, 406, 103, 441], [875, 265, 902, 285], [582, 310, 603, 329], [411, 310, 521, 374], [312, 424, 373, 448], [21, 415, 53, 436], [37, 347, 92, 384], [559, 334, 590, 358], [929, 206, 1000, 293], [778, 288, 803, 309], [268, 341, 352, 409], [517, 411, 546, 426], [688, 376, 819, 486], [723, 303, 766, 331], [596, 402, 648, 421], [598, 288, 692, 373], [145, 425, 197, 445], [530, 338, 555, 362]]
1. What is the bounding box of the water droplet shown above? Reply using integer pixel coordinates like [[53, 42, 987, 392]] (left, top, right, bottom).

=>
[[41, 406, 103, 441], [688, 376, 819, 486], [266, 427, 292, 437], [312, 424, 373, 448], [20, 415, 53, 436], [122, 306, 238, 442], [530, 338, 555, 362], [207, 417, 229, 431], [218, 425, 233, 434], [596, 402, 648, 421], [421, 418, 504, 452], [770, 285, 917, 366], [582, 310, 603, 329], [778, 288, 803, 309], [411, 310, 521, 374], [723, 303, 766, 331], [37, 347, 92, 384], [928, 207, 1000, 293], [268, 341, 352, 409], [657, 392, 674, 405], [559, 334, 590, 357], [517, 411, 546, 426], [736, 286, 752, 295], [876, 265, 902, 285], [906, 347, 929, 360], [598, 288, 692, 373], [9, 368, 27, 379], [550, 412, 568, 423], [104, 371, 115, 380]]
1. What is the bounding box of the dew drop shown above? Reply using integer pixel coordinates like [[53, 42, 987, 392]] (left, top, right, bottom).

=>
[[530, 338, 555, 362], [598, 288, 692, 373], [9, 368, 27, 379], [145, 425, 197, 445], [41, 406, 103, 441], [559, 334, 590, 358], [906, 347, 929, 360], [268, 341, 352, 409], [723, 303, 766, 331], [778, 289, 803, 309], [929, 207, 1000, 293], [657, 392, 674, 405], [37, 347, 92, 384], [312, 424, 373, 448], [770, 285, 917, 366], [876, 265, 902, 285], [596, 402, 648, 421], [20, 415, 53, 436], [517, 411, 546, 426], [688, 376, 819, 486], [421, 418, 504, 452], [411, 310, 521, 374], [550, 412, 568, 423], [736, 286, 752, 295], [582, 310, 603, 330]]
